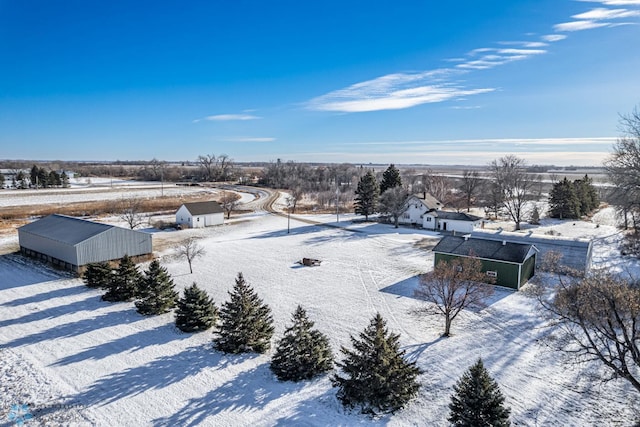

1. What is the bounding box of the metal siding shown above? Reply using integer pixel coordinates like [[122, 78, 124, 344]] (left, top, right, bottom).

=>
[[18, 229, 79, 265], [77, 228, 152, 265], [434, 253, 520, 290], [520, 254, 536, 287]]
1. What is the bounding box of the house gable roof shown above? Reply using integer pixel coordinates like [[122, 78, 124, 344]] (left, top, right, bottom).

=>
[[18, 214, 113, 245], [430, 211, 483, 221], [407, 193, 442, 211], [181, 201, 224, 215], [433, 235, 535, 264]]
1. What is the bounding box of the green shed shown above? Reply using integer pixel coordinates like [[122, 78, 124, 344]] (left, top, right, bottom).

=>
[[432, 235, 538, 290]]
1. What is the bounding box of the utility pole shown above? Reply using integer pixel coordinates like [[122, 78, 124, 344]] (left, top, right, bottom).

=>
[[287, 196, 292, 234], [335, 186, 340, 223]]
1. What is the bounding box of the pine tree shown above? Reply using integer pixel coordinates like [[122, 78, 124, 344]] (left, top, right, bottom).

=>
[[83, 262, 113, 289], [448, 358, 511, 427], [574, 174, 599, 216], [529, 205, 540, 225], [332, 313, 421, 415], [380, 164, 402, 194], [175, 282, 218, 332], [214, 272, 274, 354], [354, 171, 379, 221], [135, 260, 178, 315], [271, 305, 333, 382], [548, 177, 580, 219], [102, 255, 143, 302]]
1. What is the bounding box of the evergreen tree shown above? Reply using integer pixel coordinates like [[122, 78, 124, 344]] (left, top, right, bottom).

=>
[[380, 164, 402, 194], [529, 205, 540, 225], [30, 165, 39, 188], [548, 177, 580, 219], [214, 272, 274, 354], [332, 313, 421, 415], [574, 174, 599, 216], [175, 282, 218, 332], [83, 262, 113, 289], [135, 260, 178, 315], [60, 171, 70, 188], [271, 305, 334, 382], [102, 255, 143, 302], [354, 171, 379, 221], [448, 358, 511, 427]]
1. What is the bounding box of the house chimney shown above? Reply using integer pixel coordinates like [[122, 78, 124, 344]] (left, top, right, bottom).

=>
[[423, 191, 426, 199], [502, 240, 506, 246], [464, 234, 470, 241]]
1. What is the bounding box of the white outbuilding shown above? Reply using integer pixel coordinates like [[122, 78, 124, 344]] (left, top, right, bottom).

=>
[[176, 201, 224, 228]]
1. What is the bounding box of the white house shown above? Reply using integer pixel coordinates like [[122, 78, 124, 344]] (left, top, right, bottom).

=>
[[176, 201, 224, 228], [398, 193, 443, 226], [423, 210, 483, 234]]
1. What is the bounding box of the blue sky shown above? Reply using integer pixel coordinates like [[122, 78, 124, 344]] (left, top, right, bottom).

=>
[[1, 0, 639, 166]]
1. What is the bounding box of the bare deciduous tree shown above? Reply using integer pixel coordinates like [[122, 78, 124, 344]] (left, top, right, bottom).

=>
[[534, 252, 640, 393], [415, 257, 494, 337], [605, 105, 640, 231], [459, 170, 482, 212], [197, 154, 216, 182], [421, 169, 450, 204], [118, 197, 146, 229], [489, 155, 538, 230], [219, 190, 241, 219], [378, 186, 409, 228], [177, 238, 206, 274]]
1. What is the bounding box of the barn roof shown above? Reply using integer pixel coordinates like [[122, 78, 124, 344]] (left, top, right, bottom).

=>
[[433, 235, 536, 264], [18, 214, 113, 245], [471, 229, 592, 272], [181, 201, 224, 215]]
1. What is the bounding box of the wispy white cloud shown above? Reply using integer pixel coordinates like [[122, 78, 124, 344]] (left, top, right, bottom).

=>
[[225, 137, 276, 142], [457, 48, 546, 70], [206, 114, 261, 121], [193, 113, 261, 123], [555, 3, 640, 32], [574, 7, 640, 19], [580, 0, 640, 5], [307, 70, 494, 113], [554, 20, 610, 31], [541, 34, 568, 42]]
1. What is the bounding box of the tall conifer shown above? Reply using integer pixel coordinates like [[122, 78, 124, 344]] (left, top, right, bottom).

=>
[[83, 262, 112, 289], [214, 273, 274, 354], [175, 283, 218, 332], [448, 358, 511, 427], [102, 255, 142, 302], [135, 260, 178, 315], [271, 305, 333, 381], [354, 171, 379, 221], [380, 164, 402, 194], [333, 313, 421, 414]]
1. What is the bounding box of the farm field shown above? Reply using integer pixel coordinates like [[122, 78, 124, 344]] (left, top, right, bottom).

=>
[[0, 191, 638, 426]]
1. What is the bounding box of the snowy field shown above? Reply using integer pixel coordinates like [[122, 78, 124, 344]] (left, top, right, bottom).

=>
[[0, 180, 218, 208], [1, 201, 639, 426]]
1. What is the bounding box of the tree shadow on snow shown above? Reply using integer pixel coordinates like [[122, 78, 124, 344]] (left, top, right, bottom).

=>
[[2, 306, 145, 348], [1, 282, 91, 307], [69, 343, 239, 408], [151, 361, 287, 427], [380, 276, 513, 309], [0, 293, 103, 329], [52, 323, 190, 366], [0, 253, 69, 290]]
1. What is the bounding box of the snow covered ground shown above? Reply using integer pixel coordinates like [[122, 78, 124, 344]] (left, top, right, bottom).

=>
[[1, 202, 638, 426]]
